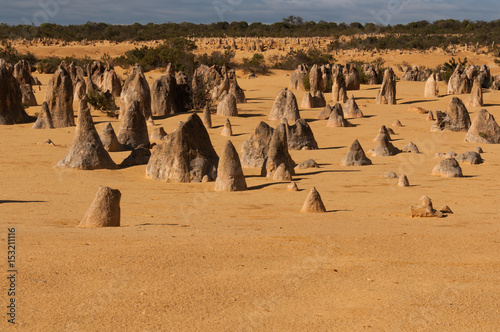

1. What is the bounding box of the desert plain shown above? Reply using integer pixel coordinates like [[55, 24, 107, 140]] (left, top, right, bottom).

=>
[[1, 41, 500, 331]]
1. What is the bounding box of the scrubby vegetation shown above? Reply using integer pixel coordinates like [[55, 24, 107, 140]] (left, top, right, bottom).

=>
[[1, 20, 500, 48], [86, 88, 117, 116], [437, 57, 468, 83], [269, 49, 335, 70], [240, 53, 268, 74], [0, 40, 36, 64], [114, 38, 197, 73]]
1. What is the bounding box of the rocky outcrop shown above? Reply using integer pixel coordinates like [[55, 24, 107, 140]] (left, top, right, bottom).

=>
[[264, 123, 295, 180], [464, 109, 500, 143], [240, 121, 274, 168], [431, 97, 471, 132], [32, 102, 54, 129], [269, 88, 300, 122], [286, 119, 318, 150], [78, 186, 121, 227], [341, 140, 372, 166], [146, 113, 219, 183], [45, 63, 74, 127], [119, 64, 151, 120], [151, 74, 186, 116], [0, 60, 31, 125], [117, 101, 150, 150], [55, 98, 117, 170], [376, 67, 397, 105], [215, 140, 247, 191], [431, 158, 463, 177]]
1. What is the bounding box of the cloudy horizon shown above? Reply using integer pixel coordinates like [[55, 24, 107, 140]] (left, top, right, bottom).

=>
[[0, 0, 498, 27]]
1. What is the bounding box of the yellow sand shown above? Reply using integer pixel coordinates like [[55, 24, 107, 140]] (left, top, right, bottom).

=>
[[1, 43, 499, 331]]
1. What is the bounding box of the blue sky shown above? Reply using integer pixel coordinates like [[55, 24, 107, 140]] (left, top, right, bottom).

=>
[[0, 0, 498, 26]]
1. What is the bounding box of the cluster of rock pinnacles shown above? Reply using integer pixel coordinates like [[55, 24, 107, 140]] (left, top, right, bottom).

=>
[[2, 56, 500, 224]]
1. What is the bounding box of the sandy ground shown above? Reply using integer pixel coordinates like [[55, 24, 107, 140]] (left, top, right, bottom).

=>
[[1, 44, 500, 331]]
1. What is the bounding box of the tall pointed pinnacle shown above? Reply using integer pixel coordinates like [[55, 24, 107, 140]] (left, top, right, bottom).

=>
[[215, 140, 247, 191], [301, 187, 326, 213], [56, 97, 117, 170]]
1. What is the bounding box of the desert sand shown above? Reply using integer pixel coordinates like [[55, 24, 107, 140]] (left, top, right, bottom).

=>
[[1, 42, 499, 331]]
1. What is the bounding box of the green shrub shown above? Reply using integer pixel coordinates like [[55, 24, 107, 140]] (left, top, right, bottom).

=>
[[196, 49, 236, 68], [86, 89, 117, 116], [240, 53, 268, 74], [114, 38, 197, 74], [439, 57, 468, 83]]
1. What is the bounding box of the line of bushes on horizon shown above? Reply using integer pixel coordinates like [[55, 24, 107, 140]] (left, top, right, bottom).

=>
[[1, 19, 500, 47]]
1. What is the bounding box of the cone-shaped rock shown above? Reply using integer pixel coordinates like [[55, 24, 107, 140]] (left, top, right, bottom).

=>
[[287, 181, 299, 191], [341, 140, 372, 166], [411, 195, 443, 218], [217, 92, 238, 116], [426, 111, 435, 121], [372, 134, 400, 157], [424, 73, 438, 98], [343, 95, 364, 118], [440, 206, 453, 214], [119, 64, 151, 120], [56, 98, 117, 170], [265, 123, 295, 180], [146, 113, 219, 183], [317, 104, 332, 120], [78, 186, 121, 227], [376, 67, 397, 105], [221, 118, 233, 136], [431, 158, 463, 177], [468, 77, 483, 107], [431, 97, 471, 132], [202, 105, 212, 128], [117, 101, 150, 150], [327, 104, 352, 127], [392, 120, 403, 127], [0, 60, 31, 125], [100, 122, 123, 152], [45, 63, 74, 127], [240, 121, 274, 168], [374, 126, 392, 142], [464, 109, 500, 144], [301, 187, 326, 213], [398, 174, 410, 187], [402, 142, 420, 153], [32, 102, 54, 129], [215, 140, 247, 191], [286, 119, 318, 150], [150, 127, 167, 140], [269, 88, 300, 123]]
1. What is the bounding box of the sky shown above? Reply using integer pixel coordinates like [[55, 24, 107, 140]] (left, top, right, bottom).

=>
[[0, 0, 498, 26]]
